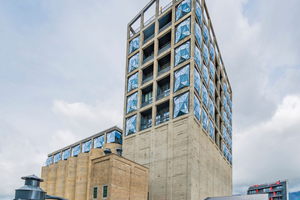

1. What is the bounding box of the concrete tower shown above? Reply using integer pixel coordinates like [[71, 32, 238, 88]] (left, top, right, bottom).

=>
[[123, 0, 233, 199]]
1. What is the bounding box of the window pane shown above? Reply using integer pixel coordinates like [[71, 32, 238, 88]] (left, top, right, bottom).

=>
[[127, 72, 139, 92], [46, 156, 53, 166], [173, 92, 189, 118], [128, 53, 139, 73], [82, 140, 91, 153], [195, 45, 202, 68], [194, 94, 201, 121], [62, 149, 70, 160], [94, 135, 105, 149], [93, 187, 98, 199], [175, 41, 190, 66], [72, 144, 80, 157], [129, 36, 140, 54], [126, 115, 137, 136], [54, 152, 61, 163], [103, 185, 108, 198], [175, 0, 191, 21], [196, 2, 202, 25], [195, 22, 202, 48], [194, 69, 201, 95], [127, 92, 138, 114], [174, 65, 190, 92], [175, 17, 190, 43]]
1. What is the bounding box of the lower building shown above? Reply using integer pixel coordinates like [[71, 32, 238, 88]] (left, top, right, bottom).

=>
[[206, 194, 268, 200], [247, 180, 289, 200]]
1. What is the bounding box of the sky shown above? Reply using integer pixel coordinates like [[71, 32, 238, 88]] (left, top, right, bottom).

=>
[[0, 0, 300, 199]]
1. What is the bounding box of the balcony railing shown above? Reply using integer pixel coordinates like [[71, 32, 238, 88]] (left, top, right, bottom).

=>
[[144, 34, 154, 44], [157, 89, 170, 101], [157, 43, 171, 56], [140, 121, 152, 131], [159, 2, 173, 15], [156, 115, 169, 125], [144, 15, 155, 26], [142, 76, 153, 85], [159, 21, 172, 33], [141, 98, 153, 108], [143, 54, 154, 64], [157, 65, 170, 77]]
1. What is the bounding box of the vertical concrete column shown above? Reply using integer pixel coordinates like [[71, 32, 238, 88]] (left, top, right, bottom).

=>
[[47, 164, 58, 195], [65, 156, 78, 200], [40, 166, 49, 192], [55, 160, 67, 197], [74, 153, 90, 200]]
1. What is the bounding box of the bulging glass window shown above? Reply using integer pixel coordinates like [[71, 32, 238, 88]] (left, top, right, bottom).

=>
[[203, 64, 209, 85], [209, 98, 214, 117], [129, 36, 140, 54], [175, 0, 191, 21], [229, 99, 232, 111], [126, 92, 138, 114], [196, 2, 202, 25], [195, 45, 202, 68], [126, 115, 137, 136], [210, 43, 215, 61], [227, 92, 230, 105], [128, 53, 139, 74], [195, 22, 202, 48], [228, 124, 232, 136], [209, 79, 214, 97], [46, 156, 53, 166], [94, 135, 104, 149], [209, 61, 215, 79], [174, 65, 190, 92], [194, 94, 201, 121], [203, 43, 209, 64], [62, 149, 70, 160], [223, 110, 227, 123], [209, 119, 214, 139], [202, 107, 208, 130], [82, 140, 91, 153], [175, 41, 190, 66], [223, 83, 227, 94], [54, 152, 61, 163], [194, 69, 201, 95], [128, 72, 139, 92], [72, 144, 80, 157], [107, 130, 123, 145], [226, 104, 230, 119], [223, 96, 227, 108], [175, 18, 191, 43], [173, 92, 189, 118], [203, 24, 209, 44], [229, 112, 232, 123], [202, 84, 208, 108]]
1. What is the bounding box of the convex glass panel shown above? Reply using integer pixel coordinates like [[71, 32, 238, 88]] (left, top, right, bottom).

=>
[[210, 43, 215, 61], [82, 140, 91, 153], [174, 65, 190, 92], [175, 0, 191, 21], [209, 79, 214, 97], [127, 92, 138, 114], [173, 92, 189, 118], [54, 152, 61, 163], [128, 53, 139, 73], [196, 2, 202, 25], [129, 36, 140, 54], [107, 130, 123, 145], [72, 144, 80, 157], [209, 61, 215, 79], [203, 64, 209, 85], [209, 98, 214, 117], [94, 135, 104, 149], [202, 84, 208, 108], [175, 18, 190, 43], [203, 43, 209, 64], [203, 24, 209, 44], [194, 69, 201, 95], [126, 115, 137, 136], [194, 94, 201, 121], [128, 72, 138, 92], [46, 156, 53, 166], [195, 45, 202, 68], [195, 23, 202, 48], [202, 107, 208, 130], [175, 41, 190, 66], [209, 119, 214, 139], [62, 149, 70, 160]]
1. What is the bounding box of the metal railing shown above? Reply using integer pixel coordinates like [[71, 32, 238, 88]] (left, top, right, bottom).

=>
[[144, 15, 155, 26], [140, 121, 152, 131], [144, 34, 154, 44], [157, 89, 170, 101], [141, 98, 153, 108], [157, 65, 170, 77], [159, 1, 173, 15], [155, 115, 169, 125], [142, 76, 153, 85], [157, 43, 171, 56], [130, 26, 141, 38], [159, 21, 172, 33], [143, 54, 154, 64]]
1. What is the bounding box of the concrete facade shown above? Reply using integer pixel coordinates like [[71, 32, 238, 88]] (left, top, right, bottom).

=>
[[123, 0, 233, 200]]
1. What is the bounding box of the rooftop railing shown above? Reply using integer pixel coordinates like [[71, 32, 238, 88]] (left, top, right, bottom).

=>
[[159, 2, 173, 15], [144, 15, 155, 27]]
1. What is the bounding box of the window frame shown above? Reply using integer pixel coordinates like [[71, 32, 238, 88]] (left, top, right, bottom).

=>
[[93, 186, 98, 199], [102, 185, 108, 199]]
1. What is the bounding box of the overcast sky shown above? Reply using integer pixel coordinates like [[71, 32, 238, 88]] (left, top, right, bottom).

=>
[[0, 0, 300, 199]]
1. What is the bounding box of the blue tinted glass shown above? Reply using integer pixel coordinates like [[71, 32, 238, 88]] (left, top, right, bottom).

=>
[[229, 112, 232, 123], [129, 36, 140, 54], [229, 99, 232, 111], [210, 43, 215, 61], [227, 92, 230, 105], [202, 84, 208, 108], [174, 65, 190, 92], [127, 92, 138, 114], [195, 45, 202, 68], [126, 115, 137, 136], [62, 149, 70, 160], [174, 92, 189, 118], [203, 43, 209, 64], [82, 140, 91, 153], [223, 110, 227, 122], [202, 107, 208, 130], [209, 119, 214, 139], [94, 135, 104, 148], [72, 144, 80, 157], [128, 53, 139, 73], [209, 98, 214, 117], [107, 130, 123, 145], [175, 41, 190, 66], [195, 22, 202, 48], [196, 2, 202, 26], [209, 61, 215, 79], [128, 72, 139, 92], [203, 24, 209, 44], [223, 83, 227, 94], [203, 64, 209, 85], [223, 96, 227, 108], [223, 142, 226, 156], [46, 156, 53, 166], [194, 94, 201, 121], [175, 18, 190, 43], [209, 79, 214, 97], [54, 153, 61, 163], [176, 0, 191, 21], [194, 69, 201, 95], [228, 124, 232, 136]]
